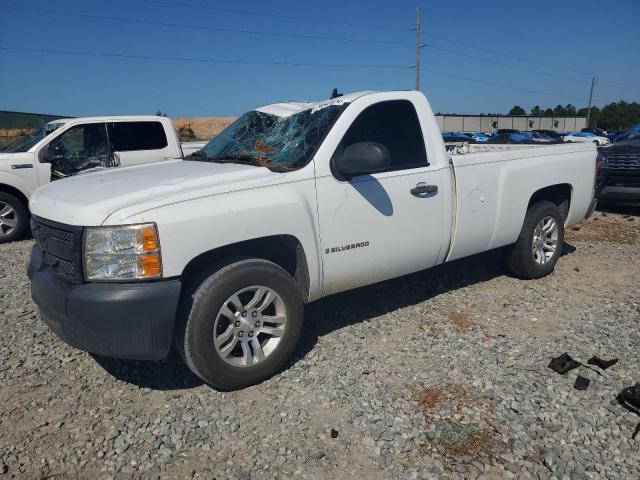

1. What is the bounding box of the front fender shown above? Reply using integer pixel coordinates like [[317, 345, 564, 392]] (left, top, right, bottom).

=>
[[108, 179, 323, 300], [0, 170, 37, 201]]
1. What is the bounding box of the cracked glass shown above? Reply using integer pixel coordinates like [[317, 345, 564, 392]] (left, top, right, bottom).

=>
[[196, 103, 349, 172]]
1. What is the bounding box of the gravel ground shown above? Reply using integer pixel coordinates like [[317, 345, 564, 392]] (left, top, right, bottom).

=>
[[1, 208, 639, 480]]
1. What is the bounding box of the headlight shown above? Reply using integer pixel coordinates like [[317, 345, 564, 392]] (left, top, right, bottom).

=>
[[83, 223, 162, 281]]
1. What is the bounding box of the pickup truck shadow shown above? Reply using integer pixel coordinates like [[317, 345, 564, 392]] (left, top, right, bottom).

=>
[[90, 243, 576, 390], [289, 242, 576, 367], [91, 353, 204, 390]]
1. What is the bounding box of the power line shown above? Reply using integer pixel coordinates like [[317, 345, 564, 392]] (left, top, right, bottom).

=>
[[2, 6, 413, 46], [5, 4, 638, 90], [420, 68, 584, 101], [425, 44, 591, 84], [140, 0, 409, 31], [0, 45, 587, 101], [0, 46, 411, 69], [424, 32, 639, 87]]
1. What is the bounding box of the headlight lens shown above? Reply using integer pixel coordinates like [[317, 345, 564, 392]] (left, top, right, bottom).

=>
[[84, 223, 162, 281]]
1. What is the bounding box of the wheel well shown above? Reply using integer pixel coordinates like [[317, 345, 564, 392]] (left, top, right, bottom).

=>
[[0, 184, 30, 211], [180, 235, 310, 301], [528, 184, 572, 219]]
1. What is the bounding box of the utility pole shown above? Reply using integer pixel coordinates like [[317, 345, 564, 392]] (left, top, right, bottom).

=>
[[586, 76, 595, 127], [415, 6, 421, 91]]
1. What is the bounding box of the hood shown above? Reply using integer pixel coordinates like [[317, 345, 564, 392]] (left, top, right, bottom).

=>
[[602, 139, 640, 155], [30, 159, 280, 226]]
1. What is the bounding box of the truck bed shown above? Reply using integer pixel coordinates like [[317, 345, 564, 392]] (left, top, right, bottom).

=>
[[446, 142, 597, 262]]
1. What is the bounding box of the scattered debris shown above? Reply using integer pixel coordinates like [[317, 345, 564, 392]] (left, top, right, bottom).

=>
[[548, 353, 580, 374], [587, 356, 619, 370], [574, 376, 590, 390], [617, 384, 640, 440], [619, 384, 640, 412]]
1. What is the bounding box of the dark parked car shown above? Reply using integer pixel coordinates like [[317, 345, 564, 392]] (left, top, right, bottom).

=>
[[486, 132, 532, 144], [496, 128, 521, 135], [442, 133, 476, 143], [581, 127, 609, 137], [596, 123, 640, 204], [532, 129, 564, 141]]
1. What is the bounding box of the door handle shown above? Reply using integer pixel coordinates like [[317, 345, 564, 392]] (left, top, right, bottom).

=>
[[410, 183, 438, 197]]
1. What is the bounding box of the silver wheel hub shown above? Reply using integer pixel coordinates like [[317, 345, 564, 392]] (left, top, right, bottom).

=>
[[532, 216, 558, 265], [213, 285, 287, 367], [0, 201, 18, 237]]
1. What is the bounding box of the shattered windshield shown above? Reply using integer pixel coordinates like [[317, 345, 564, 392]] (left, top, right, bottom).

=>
[[2, 122, 65, 153], [196, 103, 348, 171]]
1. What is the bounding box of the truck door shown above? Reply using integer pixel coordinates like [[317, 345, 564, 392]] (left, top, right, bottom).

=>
[[315, 98, 446, 295], [38, 123, 111, 180]]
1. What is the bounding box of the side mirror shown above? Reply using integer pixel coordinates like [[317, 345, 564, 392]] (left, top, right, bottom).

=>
[[39, 142, 65, 164], [332, 142, 391, 180]]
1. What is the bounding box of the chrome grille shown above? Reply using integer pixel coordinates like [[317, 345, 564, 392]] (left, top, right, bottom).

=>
[[604, 154, 640, 170], [31, 217, 84, 284]]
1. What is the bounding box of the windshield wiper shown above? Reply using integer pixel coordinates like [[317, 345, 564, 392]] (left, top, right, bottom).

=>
[[206, 154, 264, 167]]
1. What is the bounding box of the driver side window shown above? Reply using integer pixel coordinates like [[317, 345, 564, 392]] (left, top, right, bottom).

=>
[[50, 123, 110, 163], [43, 123, 111, 178], [336, 100, 429, 172]]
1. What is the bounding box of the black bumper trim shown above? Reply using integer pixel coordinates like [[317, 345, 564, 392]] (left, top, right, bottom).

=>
[[28, 246, 181, 360]]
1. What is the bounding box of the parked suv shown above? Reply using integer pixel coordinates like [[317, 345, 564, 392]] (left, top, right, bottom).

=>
[[596, 123, 640, 204]]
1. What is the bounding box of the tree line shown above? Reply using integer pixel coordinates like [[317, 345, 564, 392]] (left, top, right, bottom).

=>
[[506, 101, 640, 131]]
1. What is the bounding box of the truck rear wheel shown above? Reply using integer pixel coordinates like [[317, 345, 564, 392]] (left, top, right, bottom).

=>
[[178, 259, 303, 390], [506, 200, 565, 279], [0, 192, 29, 244]]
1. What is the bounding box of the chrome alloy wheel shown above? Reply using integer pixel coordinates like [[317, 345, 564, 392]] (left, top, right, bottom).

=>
[[213, 286, 287, 367], [532, 216, 558, 265], [0, 201, 17, 238]]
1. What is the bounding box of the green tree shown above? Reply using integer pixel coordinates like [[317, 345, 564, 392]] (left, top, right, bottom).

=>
[[508, 105, 526, 116], [543, 108, 553, 117], [530, 105, 542, 116], [577, 106, 600, 127], [595, 101, 640, 130], [564, 104, 577, 115], [552, 105, 567, 116]]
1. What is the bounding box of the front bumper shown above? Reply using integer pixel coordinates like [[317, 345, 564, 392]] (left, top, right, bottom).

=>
[[28, 246, 181, 360], [596, 168, 640, 203], [597, 185, 640, 202]]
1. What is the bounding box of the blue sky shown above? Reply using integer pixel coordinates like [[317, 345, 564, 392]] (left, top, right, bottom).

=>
[[0, 0, 638, 117]]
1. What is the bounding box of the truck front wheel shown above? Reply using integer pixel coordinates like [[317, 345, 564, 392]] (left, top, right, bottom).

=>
[[506, 200, 565, 279], [0, 192, 29, 244], [178, 258, 304, 390]]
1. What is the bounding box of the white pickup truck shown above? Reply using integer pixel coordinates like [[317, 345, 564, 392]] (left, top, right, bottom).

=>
[[0, 116, 200, 243], [27, 90, 597, 390]]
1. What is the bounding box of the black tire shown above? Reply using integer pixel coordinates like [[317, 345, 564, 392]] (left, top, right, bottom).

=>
[[177, 258, 303, 390], [0, 192, 29, 244], [506, 200, 565, 279]]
